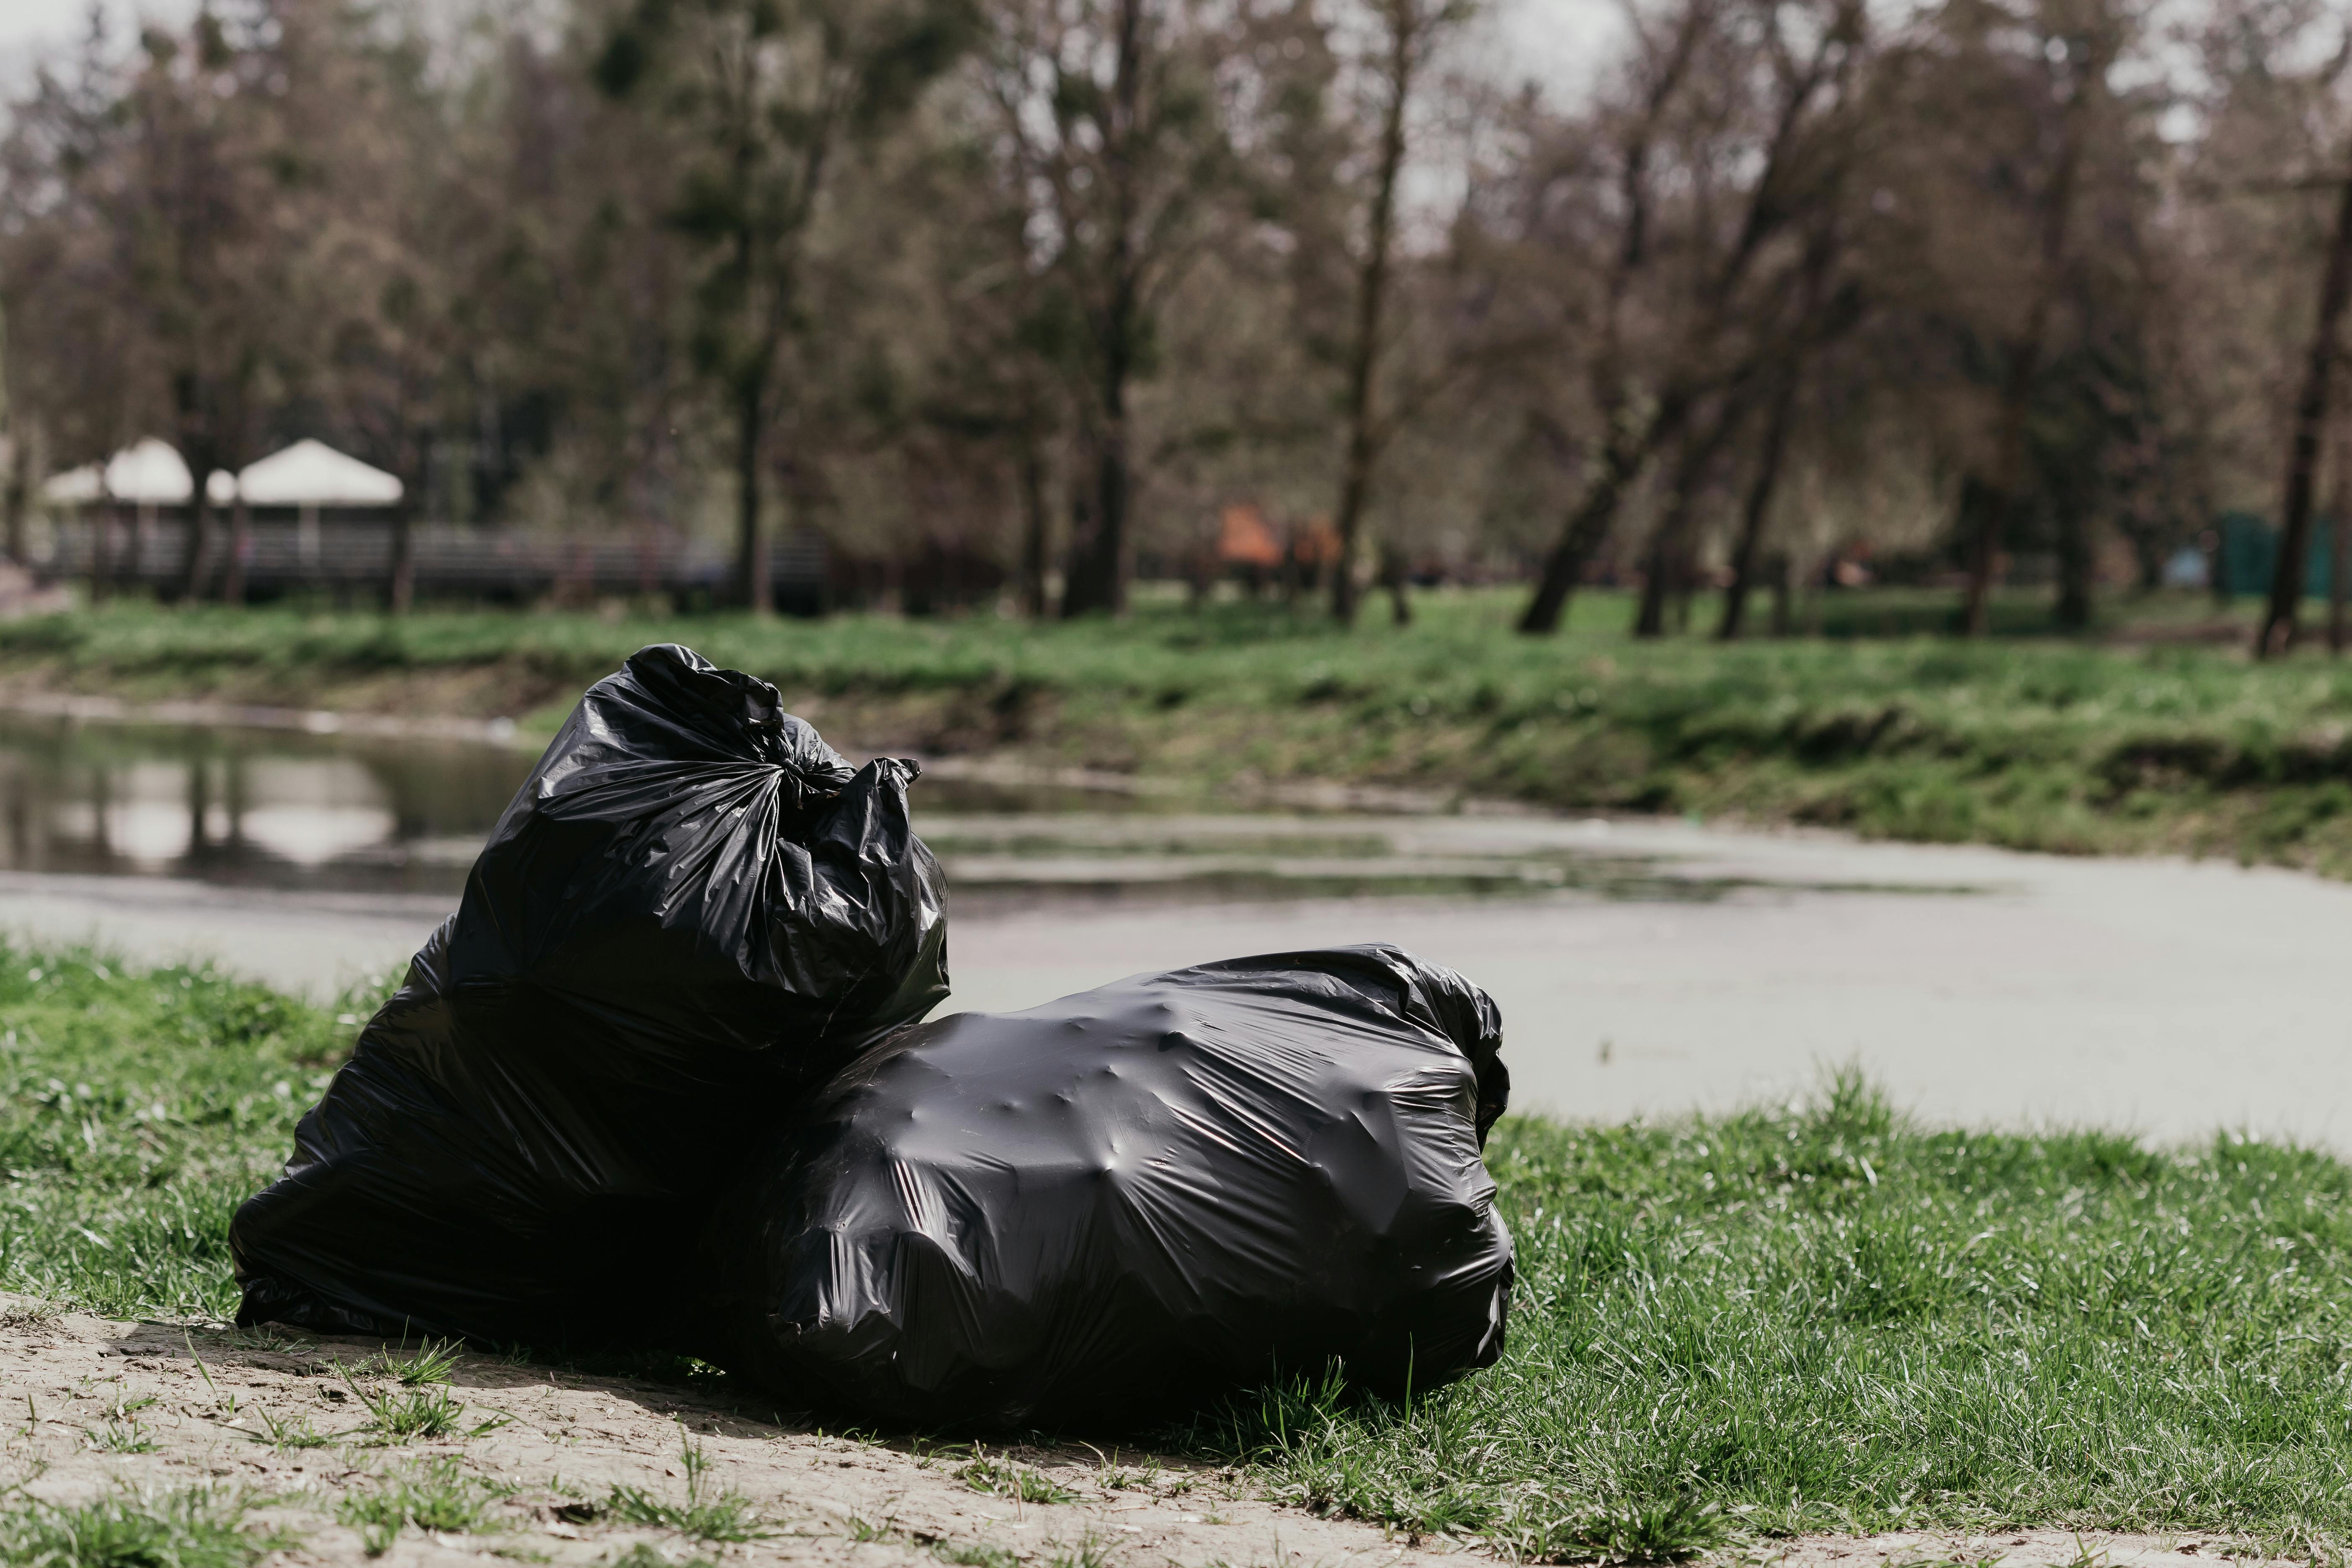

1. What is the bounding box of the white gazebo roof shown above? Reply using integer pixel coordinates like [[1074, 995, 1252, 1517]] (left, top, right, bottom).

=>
[[104, 439, 196, 504], [236, 440, 403, 507], [41, 464, 104, 505]]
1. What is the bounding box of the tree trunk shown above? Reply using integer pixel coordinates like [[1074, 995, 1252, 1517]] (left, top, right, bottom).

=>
[[0, 418, 27, 566], [2053, 502, 2093, 631], [1635, 397, 1743, 638], [2334, 508, 2351, 655], [1063, 0, 1143, 619], [91, 504, 116, 602], [1, 472, 24, 567], [1019, 436, 1052, 619], [186, 752, 211, 867], [1330, 391, 1378, 625], [1063, 421, 1128, 617], [1633, 514, 1680, 638], [0, 300, 11, 567], [1633, 507, 1689, 638], [223, 495, 250, 607], [1963, 39, 2102, 638], [2259, 159, 2352, 658], [2130, 535, 2160, 594], [2330, 413, 2351, 655], [1065, 469, 1099, 606], [387, 505, 415, 615], [181, 488, 215, 603], [1965, 354, 2050, 638], [1380, 542, 1412, 627], [1519, 388, 1693, 634], [1718, 356, 1799, 640], [1330, 0, 1414, 628], [735, 375, 771, 616]]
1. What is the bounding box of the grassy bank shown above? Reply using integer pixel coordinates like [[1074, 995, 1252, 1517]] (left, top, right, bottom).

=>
[[2, 591, 2350, 874], [0, 941, 379, 1320], [1212, 1080, 2352, 1555], [12, 944, 2352, 1555]]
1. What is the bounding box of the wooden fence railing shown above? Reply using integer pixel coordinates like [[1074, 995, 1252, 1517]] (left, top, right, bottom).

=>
[[39, 517, 829, 606]]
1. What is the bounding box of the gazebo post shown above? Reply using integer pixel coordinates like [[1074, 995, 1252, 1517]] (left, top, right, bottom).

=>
[[224, 493, 252, 606], [92, 501, 118, 602], [299, 501, 320, 582]]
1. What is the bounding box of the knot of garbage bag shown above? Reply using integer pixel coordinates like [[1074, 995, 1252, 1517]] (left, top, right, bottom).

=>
[[620, 643, 860, 803]]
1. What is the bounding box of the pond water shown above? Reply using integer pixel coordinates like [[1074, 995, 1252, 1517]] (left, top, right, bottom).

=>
[[3, 710, 2349, 1147], [0, 712, 1915, 905], [0, 715, 534, 893]]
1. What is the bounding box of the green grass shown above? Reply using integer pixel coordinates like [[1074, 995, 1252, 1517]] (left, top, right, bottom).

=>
[[0, 940, 379, 1319], [0, 1486, 284, 1568], [934, 1540, 1020, 1568], [957, 1451, 1082, 1506], [337, 1459, 512, 1555], [330, 1346, 506, 1442], [604, 1546, 717, 1568], [349, 1338, 461, 1386], [602, 1434, 769, 1543], [1042, 1532, 1122, 1568], [246, 1405, 337, 1449], [18, 947, 2352, 1554], [1184, 1068, 2352, 1557], [3, 588, 2350, 873], [343, 1380, 467, 1441], [87, 1411, 157, 1454]]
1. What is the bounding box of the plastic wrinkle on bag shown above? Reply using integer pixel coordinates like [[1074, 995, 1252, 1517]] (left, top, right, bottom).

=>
[[701, 944, 1513, 1429], [231, 643, 948, 1346]]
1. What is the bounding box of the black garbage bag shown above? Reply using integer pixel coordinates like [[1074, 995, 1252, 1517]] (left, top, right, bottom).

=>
[[701, 944, 1512, 1429], [232, 643, 948, 1346]]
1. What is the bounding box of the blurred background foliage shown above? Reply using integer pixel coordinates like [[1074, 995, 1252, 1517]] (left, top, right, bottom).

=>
[[3, 0, 2351, 640]]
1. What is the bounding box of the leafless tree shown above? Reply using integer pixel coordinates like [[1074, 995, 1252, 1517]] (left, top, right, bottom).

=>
[[1952, 3, 2116, 637], [1324, 0, 1470, 624], [1514, 0, 1866, 636], [979, 0, 1247, 616], [596, 0, 973, 613], [2259, 142, 2352, 655]]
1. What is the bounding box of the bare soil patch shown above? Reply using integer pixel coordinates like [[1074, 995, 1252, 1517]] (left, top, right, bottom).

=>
[[0, 1293, 1471, 1568], [1751, 1531, 2298, 1568], [4, 1290, 2300, 1568]]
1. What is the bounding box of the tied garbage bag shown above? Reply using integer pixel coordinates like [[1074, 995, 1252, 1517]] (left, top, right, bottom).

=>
[[232, 643, 948, 1346], [702, 944, 1512, 1428]]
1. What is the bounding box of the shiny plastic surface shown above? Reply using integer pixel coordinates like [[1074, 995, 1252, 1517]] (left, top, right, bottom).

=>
[[231, 644, 948, 1344], [703, 944, 1512, 1428]]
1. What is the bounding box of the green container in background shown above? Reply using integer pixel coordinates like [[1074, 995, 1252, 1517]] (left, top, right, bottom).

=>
[[2218, 511, 2339, 599]]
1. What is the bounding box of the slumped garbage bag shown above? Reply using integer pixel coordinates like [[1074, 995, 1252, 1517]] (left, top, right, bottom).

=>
[[701, 944, 1513, 1428], [232, 643, 948, 1346]]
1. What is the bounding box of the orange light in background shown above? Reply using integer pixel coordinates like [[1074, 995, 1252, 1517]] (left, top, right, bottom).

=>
[[1217, 503, 1282, 567]]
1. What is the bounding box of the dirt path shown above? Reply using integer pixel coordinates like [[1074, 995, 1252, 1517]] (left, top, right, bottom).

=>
[[0, 1295, 2297, 1568], [0, 1292, 1471, 1568], [1753, 1532, 2295, 1568]]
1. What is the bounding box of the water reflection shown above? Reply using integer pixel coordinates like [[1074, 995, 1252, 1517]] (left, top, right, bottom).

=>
[[0, 714, 1983, 905], [0, 717, 1168, 896], [0, 716, 530, 893]]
